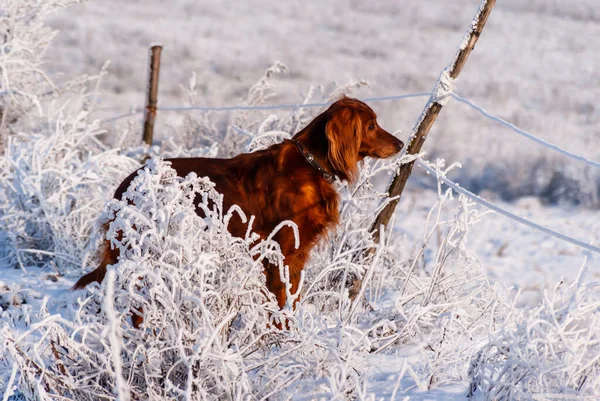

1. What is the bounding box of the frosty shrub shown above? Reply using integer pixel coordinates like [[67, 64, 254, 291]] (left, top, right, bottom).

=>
[[0, 0, 82, 139], [0, 110, 138, 273], [1, 158, 271, 400], [468, 263, 600, 400], [0, 155, 410, 400], [73, 158, 277, 400], [349, 160, 509, 389]]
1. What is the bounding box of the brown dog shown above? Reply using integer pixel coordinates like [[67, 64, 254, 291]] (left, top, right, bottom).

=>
[[73, 96, 403, 325]]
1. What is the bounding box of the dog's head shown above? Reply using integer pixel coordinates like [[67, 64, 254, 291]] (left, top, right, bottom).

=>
[[324, 96, 403, 182]]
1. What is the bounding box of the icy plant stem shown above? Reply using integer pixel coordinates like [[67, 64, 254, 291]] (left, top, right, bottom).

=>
[[2, 364, 18, 401], [104, 269, 130, 401]]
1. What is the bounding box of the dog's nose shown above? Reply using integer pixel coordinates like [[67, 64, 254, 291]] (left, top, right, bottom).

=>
[[395, 140, 404, 152]]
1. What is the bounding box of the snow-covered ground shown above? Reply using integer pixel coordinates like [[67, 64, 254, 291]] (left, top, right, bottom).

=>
[[1, 0, 600, 399]]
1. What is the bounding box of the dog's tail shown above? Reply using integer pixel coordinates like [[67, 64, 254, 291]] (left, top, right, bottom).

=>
[[72, 264, 107, 290], [72, 233, 114, 290]]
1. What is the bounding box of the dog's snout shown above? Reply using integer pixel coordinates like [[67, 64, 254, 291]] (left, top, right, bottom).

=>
[[375, 132, 404, 158]]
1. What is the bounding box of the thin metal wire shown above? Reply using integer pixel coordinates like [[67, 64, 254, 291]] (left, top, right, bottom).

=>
[[99, 93, 431, 124], [451, 92, 600, 169], [418, 160, 600, 254]]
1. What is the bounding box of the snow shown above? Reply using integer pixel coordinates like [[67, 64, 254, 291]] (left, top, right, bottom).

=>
[[1, 0, 600, 399], [432, 69, 455, 107]]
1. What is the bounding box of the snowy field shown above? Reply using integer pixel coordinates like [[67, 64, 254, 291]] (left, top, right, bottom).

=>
[[1, 0, 599, 399]]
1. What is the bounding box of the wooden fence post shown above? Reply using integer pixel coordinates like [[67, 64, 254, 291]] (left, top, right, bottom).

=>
[[370, 0, 497, 244], [348, 0, 497, 303], [142, 45, 163, 146]]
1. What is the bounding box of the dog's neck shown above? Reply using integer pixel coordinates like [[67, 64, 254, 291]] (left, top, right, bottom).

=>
[[292, 134, 339, 183], [291, 114, 348, 182], [291, 139, 335, 183]]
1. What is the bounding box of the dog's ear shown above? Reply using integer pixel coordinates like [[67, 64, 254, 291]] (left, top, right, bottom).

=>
[[325, 105, 362, 182]]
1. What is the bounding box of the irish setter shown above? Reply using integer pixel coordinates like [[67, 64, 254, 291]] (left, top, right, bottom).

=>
[[73, 96, 403, 326]]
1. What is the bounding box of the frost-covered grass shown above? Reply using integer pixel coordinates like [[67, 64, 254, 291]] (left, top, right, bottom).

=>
[[1, 0, 599, 400], [469, 262, 600, 399]]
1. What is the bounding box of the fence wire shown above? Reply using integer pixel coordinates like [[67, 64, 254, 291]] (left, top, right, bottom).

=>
[[451, 93, 600, 169], [418, 159, 600, 254], [100, 93, 431, 124]]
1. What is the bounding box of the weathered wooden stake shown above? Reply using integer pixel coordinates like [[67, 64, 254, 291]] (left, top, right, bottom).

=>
[[370, 0, 496, 244], [142, 45, 163, 146], [348, 0, 496, 303]]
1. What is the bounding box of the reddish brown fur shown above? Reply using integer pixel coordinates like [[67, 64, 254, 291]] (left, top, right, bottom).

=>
[[73, 97, 403, 325]]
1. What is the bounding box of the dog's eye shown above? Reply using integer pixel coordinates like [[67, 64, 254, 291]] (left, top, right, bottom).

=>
[[368, 123, 375, 131]]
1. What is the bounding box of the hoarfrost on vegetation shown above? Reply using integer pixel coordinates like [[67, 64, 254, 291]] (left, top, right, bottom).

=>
[[469, 262, 600, 399], [0, 0, 89, 142], [0, 110, 138, 273], [0, 0, 599, 399]]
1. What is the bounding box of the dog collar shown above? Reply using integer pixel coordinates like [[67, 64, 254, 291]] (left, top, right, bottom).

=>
[[292, 139, 335, 183]]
